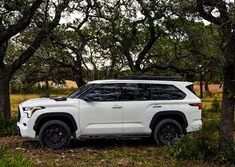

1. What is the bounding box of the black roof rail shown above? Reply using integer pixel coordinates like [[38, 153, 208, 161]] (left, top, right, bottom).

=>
[[118, 76, 182, 81]]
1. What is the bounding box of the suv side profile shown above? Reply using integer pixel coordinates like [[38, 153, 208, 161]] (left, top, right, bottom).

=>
[[17, 76, 202, 149]]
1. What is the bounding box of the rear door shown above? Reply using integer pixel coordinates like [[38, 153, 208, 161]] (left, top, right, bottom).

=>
[[122, 83, 161, 134]]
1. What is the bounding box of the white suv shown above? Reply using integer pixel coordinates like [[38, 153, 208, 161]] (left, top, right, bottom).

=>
[[17, 76, 202, 149]]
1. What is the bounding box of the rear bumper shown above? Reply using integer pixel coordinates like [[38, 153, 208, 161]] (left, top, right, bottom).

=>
[[186, 119, 202, 132]]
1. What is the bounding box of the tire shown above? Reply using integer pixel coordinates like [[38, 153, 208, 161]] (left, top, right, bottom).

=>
[[153, 119, 183, 146], [39, 120, 71, 149]]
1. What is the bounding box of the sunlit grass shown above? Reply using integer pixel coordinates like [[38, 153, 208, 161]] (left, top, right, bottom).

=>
[[10, 94, 40, 114], [10, 92, 70, 116]]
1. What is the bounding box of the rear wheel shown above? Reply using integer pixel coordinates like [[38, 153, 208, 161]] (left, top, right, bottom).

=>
[[39, 120, 71, 149], [153, 119, 183, 145]]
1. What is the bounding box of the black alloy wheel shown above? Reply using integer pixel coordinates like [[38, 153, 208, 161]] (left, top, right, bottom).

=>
[[153, 119, 183, 145], [39, 120, 71, 149]]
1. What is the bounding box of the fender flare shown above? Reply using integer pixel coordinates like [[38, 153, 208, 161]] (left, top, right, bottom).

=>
[[33, 112, 78, 133], [149, 110, 188, 129]]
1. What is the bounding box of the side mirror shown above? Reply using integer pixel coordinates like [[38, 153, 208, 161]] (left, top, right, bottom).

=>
[[83, 94, 101, 102], [83, 95, 94, 102]]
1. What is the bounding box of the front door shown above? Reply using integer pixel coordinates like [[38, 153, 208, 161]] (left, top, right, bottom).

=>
[[79, 83, 124, 135]]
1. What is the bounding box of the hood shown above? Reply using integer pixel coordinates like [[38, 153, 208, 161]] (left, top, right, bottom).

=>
[[20, 97, 69, 108]]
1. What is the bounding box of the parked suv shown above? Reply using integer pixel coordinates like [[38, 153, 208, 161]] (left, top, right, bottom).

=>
[[17, 76, 202, 149]]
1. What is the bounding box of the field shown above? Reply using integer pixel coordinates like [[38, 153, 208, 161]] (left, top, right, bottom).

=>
[[0, 84, 228, 167]]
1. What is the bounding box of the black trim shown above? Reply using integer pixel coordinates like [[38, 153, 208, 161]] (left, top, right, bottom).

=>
[[119, 76, 182, 81], [49, 96, 67, 101], [79, 133, 151, 139], [33, 113, 77, 133], [149, 111, 188, 129]]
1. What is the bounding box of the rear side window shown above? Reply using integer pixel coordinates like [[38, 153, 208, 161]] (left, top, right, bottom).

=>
[[125, 83, 151, 101], [149, 84, 186, 100], [186, 84, 196, 95]]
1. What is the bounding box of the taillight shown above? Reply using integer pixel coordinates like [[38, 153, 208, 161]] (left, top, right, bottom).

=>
[[189, 103, 203, 110]]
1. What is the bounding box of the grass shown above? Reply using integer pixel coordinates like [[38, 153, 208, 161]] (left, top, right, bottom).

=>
[[10, 91, 71, 115], [11, 94, 40, 114], [0, 137, 226, 167]]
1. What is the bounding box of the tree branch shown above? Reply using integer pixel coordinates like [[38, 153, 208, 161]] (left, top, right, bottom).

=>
[[0, 0, 44, 44], [9, 0, 69, 76], [135, 0, 157, 72]]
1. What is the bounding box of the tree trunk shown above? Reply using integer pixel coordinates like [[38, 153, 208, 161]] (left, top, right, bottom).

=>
[[220, 74, 234, 146], [74, 53, 85, 88], [199, 74, 203, 98], [75, 76, 85, 88], [205, 81, 210, 97], [0, 67, 11, 119], [185, 72, 195, 82], [220, 33, 235, 147], [44, 80, 50, 97]]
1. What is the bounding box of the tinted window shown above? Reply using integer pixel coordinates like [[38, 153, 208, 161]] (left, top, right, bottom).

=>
[[186, 84, 196, 95], [82, 84, 124, 101], [149, 84, 185, 100], [125, 83, 151, 101], [69, 84, 97, 98]]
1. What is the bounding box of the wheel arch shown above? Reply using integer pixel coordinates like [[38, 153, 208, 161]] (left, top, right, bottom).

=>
[[149, 110, 188, 132], [34, 113, 78, 135]]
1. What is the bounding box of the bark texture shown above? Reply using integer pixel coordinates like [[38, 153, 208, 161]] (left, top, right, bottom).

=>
[[220, 33, 235, 145], [0, 66, 10, 119]]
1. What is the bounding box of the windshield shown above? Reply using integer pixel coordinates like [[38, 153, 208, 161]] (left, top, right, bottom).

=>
[[69, 83, 96, 98]]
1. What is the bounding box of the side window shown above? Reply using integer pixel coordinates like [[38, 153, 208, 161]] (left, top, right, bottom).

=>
[[82, 84, 124, 101], [125, 83, 151, 101], [149, 84, 185, 100]]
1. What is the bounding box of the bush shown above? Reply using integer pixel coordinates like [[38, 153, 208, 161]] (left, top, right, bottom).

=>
[[0, 118, 18, 137], [0, 146, 33, 167], [169, 121, 235, 164], [211, 95, 220, 112]]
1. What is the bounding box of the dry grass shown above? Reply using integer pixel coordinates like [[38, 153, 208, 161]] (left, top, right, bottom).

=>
[[10, 94, 40, 115]]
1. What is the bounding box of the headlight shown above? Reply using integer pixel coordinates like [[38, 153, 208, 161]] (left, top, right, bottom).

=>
[[23, 106, 45, 118]]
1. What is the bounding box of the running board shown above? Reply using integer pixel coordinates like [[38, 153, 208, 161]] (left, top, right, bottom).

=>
[[79, 133, 151, 139]]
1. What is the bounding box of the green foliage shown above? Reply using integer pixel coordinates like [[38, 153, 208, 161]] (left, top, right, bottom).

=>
[[170, 121, 235, 164], [0, 118, 17, 137], [0, 146, 33, 167], [211, 96, 221, 112]]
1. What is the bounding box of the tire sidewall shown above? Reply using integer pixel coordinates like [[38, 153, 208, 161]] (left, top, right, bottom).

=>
[[153, 119, 183, 146], [39, 120, 71, 149]]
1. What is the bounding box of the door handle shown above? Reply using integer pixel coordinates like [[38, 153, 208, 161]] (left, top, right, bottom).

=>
[[152, 105, 162, 108], [112, 106, 122, 109]]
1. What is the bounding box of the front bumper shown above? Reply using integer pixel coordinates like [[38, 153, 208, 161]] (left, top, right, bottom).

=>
[[17, 104, 36, 138], [17, 126, 21, 136], [17, 120, 36, 138]]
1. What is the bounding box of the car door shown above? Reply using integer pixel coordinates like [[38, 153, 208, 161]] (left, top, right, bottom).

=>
[[122, 83, 164, 134], [79, 83, 124, 135]]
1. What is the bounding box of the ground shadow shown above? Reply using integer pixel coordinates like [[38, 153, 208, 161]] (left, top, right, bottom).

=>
[[21, 137, 157, 150]]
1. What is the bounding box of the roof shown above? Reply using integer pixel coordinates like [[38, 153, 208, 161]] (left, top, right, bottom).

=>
[[88, 79, 192, 86], [119, 76, 181, 81]]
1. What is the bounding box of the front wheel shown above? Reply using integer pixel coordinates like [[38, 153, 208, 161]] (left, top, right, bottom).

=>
[[153, 119, 183, 146], [39, 120, 71, 149]]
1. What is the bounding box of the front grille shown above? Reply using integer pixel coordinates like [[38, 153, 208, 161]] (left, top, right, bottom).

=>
[[17, 107, 21, 121]]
